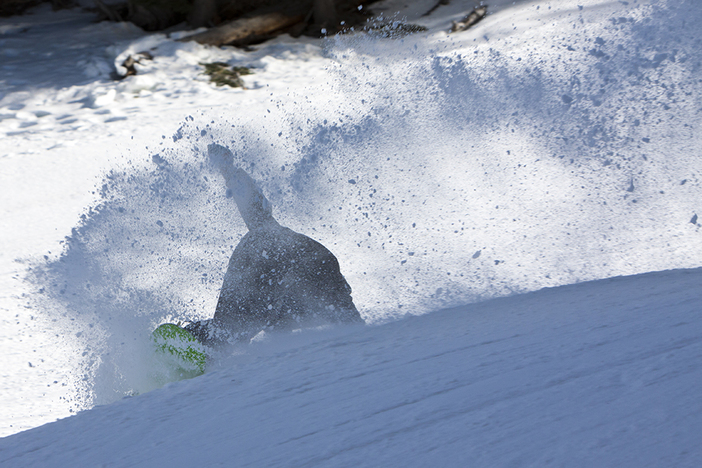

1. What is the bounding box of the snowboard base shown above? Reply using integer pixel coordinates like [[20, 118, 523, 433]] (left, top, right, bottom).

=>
[[151, 323, 208, 381]]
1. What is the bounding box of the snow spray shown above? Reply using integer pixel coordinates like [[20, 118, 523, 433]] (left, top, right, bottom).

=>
[[27, 0, 702, 406]]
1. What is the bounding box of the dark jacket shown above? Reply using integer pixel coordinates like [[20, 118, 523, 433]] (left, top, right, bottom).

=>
[[214, 219, 362, 335], [187, 145, 362, 346]]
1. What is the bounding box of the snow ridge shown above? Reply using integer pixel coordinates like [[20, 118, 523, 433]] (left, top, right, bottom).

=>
[[2, 268, 702, 466], [1, 0, 702, 451]]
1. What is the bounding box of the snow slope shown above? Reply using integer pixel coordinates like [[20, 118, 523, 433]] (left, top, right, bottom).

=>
[[2, 267, 702, 466], [1, 0, 702, 458]]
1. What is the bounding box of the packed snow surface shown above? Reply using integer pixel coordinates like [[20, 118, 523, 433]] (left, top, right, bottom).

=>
[[2, 268, 702, 466], [1, 0, 701, 463]]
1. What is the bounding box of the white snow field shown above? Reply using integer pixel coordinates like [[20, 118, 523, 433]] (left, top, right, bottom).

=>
[[1, 0, 702, 464], [2, 268, 702, 466]]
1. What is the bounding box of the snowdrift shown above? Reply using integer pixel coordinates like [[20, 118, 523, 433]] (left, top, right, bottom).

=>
[[2, 267, 702, 466], [1, 0, 701, 456]]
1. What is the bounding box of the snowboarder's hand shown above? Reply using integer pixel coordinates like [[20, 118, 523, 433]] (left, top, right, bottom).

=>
[[207, 143, 236, 181]]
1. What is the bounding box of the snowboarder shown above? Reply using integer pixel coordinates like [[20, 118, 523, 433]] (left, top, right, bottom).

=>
[[185, 144, 363, 347]]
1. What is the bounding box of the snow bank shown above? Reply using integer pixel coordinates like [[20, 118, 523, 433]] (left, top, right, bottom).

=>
[[2, 267, 702, 466], [1, 0, 701, 438]]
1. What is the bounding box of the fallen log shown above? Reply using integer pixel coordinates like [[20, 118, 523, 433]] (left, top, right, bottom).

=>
[[180, 8, 309, 47], [450, 6, 488, 33]]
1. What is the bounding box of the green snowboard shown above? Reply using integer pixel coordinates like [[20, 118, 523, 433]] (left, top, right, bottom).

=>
[[151, 323, 208, 381]]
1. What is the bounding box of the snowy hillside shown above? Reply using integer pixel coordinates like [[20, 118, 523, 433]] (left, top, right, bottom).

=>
[[1, 0, 702, 463], [2, 268, 702, 466]]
